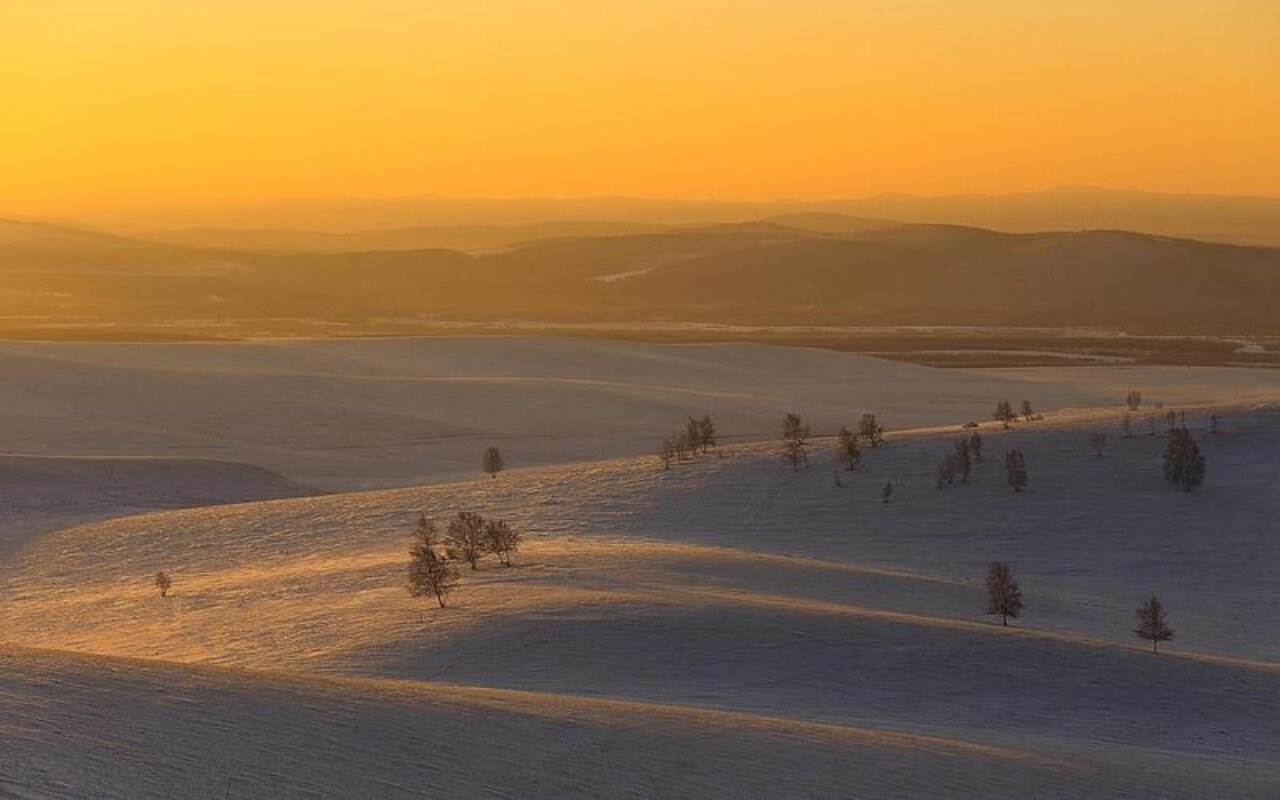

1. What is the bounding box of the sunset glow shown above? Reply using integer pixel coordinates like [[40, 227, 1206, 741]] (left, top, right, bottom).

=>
[[3, 0, 1278, 218]]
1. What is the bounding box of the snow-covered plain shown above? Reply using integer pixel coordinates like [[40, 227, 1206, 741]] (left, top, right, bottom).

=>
[[1, 337, 1278, 798]]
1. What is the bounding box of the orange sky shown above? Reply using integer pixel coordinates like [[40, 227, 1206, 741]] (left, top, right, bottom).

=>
[[2, 0, 1278, 218]]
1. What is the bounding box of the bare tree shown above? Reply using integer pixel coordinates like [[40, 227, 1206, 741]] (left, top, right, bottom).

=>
[[1020, 400, 1034, 422], [659, 436, 676, 470], [1163, 427, 1206, 491], [1090, 432, 1107, 457], [482, 446, 505, 479], [954, 439, 973, 482], [685, 417, 704, 455], [1125, 390, 1143, 411], [935, 456, 957, 488], [985, 561, 1023, 626], [835, 425, 861, 471], [446, 511, 488, 570], [154, 571, 172, 598], [1133, 596, 1173, 653], [484, 519, 522, 567], [697, 414, 717, 453], [994, 401, 1015, 429], [1004, 449, 1028, 492], [969, 431, 984, 463], [408, 516, 458, 608], [858, 413, 884, 448], [674, 429, 692, 462], [781, 412, 811, 471]]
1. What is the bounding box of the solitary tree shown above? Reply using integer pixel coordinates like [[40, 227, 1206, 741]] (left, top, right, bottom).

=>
[[835, 426, 861, 471], [1125, 390, 1143, 411], [1020, 400, 1034, 422], [781, 412, 811, 471], [1090, 432, 1107, 457], [154, 571, 172, 598], [858, 413, 885, 447], [446, 511, 488, 570], [985, 561, 1023, 626], [697, 414, 717, 453], [482, 446, 505, 479], [484, 519, 522, 567], [408, 517, 458, 609], [969, 431, 984, 463], [1005, 449, 1028, 492], [994, 401, 1016, 429], [1163, 427, 1206, 491], [1133, 596, 1173, 653]]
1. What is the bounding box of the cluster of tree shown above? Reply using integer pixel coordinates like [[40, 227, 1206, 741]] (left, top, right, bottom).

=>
[[407, 511, 523, 608], [660, 415, 717, 469], [993, 400, 1036, 429], [1163, 427, 1206, 491], [985, 562, 1175, 653]]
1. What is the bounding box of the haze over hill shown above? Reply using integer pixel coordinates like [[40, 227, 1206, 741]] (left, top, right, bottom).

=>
[[61, 186, 1280, 247], [2, 212, 1279, 340]]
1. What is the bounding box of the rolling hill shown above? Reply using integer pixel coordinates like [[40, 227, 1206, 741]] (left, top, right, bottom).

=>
[[1, 216, 1278, 336]]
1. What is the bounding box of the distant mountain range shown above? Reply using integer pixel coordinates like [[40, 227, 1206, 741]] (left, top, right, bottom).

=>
[[1, 212, 1277, 337], [48, 185, 1280, 248]]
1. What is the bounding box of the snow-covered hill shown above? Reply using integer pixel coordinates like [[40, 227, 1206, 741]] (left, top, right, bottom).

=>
[[2, 399, 1277, 797]]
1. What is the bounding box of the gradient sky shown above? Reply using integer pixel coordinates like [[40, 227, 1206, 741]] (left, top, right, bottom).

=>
[[3, 0, 1278, 217]]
